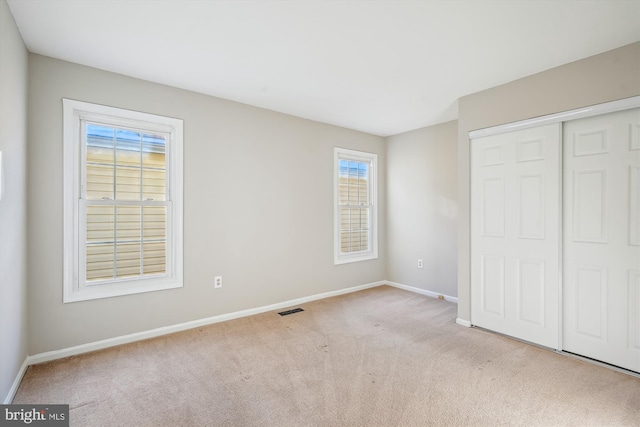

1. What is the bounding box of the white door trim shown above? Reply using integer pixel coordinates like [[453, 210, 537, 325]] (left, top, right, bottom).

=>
[[469, 96, 640, 139]]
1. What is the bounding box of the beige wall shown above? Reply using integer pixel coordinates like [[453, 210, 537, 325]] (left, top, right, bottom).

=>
[[457, 42, 640, 322], [386, 121, 458, 297], [28, 54, 386, 354], [0, 0, 29, 402]]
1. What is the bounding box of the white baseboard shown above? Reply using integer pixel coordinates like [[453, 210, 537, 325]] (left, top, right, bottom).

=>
[[385, 281, 458, 303], [3, 357, 29, 404], [28, 280, 385, 366], [456, 318, 472, 327]]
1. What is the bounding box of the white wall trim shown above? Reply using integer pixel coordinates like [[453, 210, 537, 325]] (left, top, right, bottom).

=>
[[28, 281, 385, 365], [469, 96, 640, 139], [385, 281, 458, 303], [3, 357, 29, 404], [456, 318, 472, 327]]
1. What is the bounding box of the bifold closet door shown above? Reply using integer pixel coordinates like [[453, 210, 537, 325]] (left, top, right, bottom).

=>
[[471, 123, 561, 349], [563, 108, 640, 373]]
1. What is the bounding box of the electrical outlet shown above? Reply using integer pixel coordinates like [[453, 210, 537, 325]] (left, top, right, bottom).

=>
[[417, 259, 423, 269], [214, 276, 223, 288]]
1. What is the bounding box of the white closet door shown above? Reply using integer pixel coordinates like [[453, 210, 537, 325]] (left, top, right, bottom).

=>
[[471, 123, 561, 349], [563, 108, 640, 373]]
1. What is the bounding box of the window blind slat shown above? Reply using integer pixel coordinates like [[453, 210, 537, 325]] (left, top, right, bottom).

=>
[[86, 242, 115, 282], [337, 158, 370, 255], [143, 240, 166, 276], [84, 123, 169, 283]]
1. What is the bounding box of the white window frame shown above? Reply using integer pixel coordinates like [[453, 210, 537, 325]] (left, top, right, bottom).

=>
[[63, 99, 184, 303], [334, 147, 378, 265]]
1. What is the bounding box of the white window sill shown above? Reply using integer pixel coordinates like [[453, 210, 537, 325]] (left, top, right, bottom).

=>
[[63, 278, 182, 303], [334, 253, 378, 265]]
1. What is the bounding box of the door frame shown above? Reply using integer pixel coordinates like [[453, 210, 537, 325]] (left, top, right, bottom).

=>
[[469, 96, 640, 140]]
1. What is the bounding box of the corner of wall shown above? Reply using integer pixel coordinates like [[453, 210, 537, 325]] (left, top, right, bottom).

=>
[[0, 0, 30, 404]]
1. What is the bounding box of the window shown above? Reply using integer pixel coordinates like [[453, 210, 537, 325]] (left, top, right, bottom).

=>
[[334, 147, 378, 264], [63, 99, 183, 302]]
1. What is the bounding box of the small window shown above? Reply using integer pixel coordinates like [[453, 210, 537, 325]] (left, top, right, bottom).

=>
[[334, 147, 378, 264], [63, 99, 183, 302]]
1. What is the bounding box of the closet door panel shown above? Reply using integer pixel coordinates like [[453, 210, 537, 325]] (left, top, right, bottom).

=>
[[471, 123, 561, 349], [563, 108, 640, 373]]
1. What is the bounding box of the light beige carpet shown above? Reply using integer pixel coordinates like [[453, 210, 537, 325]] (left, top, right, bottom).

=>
[[13, 285, 640, 426]]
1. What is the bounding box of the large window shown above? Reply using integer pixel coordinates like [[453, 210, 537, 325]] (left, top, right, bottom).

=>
[[334, 147, 378, 264], [63, 99, 183, 302]]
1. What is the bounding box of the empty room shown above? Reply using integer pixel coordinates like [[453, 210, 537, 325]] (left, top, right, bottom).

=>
[[1, 0, 639, 425]]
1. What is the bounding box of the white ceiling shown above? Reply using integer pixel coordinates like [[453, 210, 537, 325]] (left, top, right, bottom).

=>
[[7, 0, 640, 136]]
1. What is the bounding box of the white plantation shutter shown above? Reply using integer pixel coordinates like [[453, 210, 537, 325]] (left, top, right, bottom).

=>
[[334, 148, 378, 264]]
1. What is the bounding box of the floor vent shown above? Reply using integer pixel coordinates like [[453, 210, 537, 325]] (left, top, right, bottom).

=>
[[278, 308, 304, 316]]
